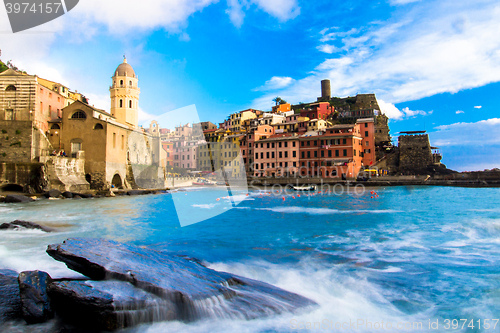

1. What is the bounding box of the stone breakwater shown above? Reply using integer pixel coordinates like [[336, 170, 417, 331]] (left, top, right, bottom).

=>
[[0, 238, 316, 331]]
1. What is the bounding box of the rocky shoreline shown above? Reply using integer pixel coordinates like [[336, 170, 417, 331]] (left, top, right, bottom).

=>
[[0, 238, 317, 332]]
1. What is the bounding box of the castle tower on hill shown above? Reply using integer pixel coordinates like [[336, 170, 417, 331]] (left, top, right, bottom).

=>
[[110, 57, 140, 128]]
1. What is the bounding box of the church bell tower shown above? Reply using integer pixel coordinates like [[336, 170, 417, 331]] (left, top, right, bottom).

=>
[[110, 57, 140, 128]]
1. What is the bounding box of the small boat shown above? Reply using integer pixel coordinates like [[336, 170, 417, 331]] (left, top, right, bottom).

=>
[[192, 178, 215, 186], [216, 181, 228, 186], [287, 185, 317, 192]]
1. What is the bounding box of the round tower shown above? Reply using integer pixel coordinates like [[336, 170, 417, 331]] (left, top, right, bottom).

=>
[[110, 57, 140, 128], [321, 79, 331, 100]]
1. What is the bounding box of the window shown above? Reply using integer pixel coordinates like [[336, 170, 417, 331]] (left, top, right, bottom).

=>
[[119, 99, 123, 108], [266, 152, 269, 159], [71, 111, 87, 119], [314, 141, 317, 146], [5, 85, 16, 91], [365, 131, 368, 137], [328, 150, 332, 157], [51, 124, 60, 130], [307, 151, 311, 158], [5, 109, 13, 120], [302, 152, 305, 158], [129, 100, 132, 108], [122, 135, 125, 149], [120, 80, 124, 86], [94, 123, 103, 130], [321, 151, 324, 157], [301, 141, 304, 147], [293, 151, 296, 158], [365, 123, 368, 128], [71, 141, 82, 158], [129, 81, 132, 86], [354, 150, 356, 156], [343, 139, 346, 144], [293, 142, 296, 147], [343, 149, 347, 156], [113, 133, 116, 148], [335, 150, 339, 157], [307, 141, 310, 146], [285, 151, 288, 158], [272, 152, 275, 158], [314, 151, 317, 158], [279, 142, 282, 148], [279, 152, 282, 158], [255, 153, 258, 159]]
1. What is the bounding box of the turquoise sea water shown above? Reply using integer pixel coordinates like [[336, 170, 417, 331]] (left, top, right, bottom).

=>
[[1, 186, 500, 332]]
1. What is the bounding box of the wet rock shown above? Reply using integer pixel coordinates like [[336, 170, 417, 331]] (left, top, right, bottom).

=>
[[72, 195, 82, 200], [48, 280, 176, 331], [46, 238, 316, 329], [74, 193, 93, 199], [0, 220, 53, 232], [4, 195, 34, 203], [44, 189, 62, 198], [126, 190, 145, 196], [0, 196, 5, 203], [62, 192, 73, 199], [0, 269, 22, 322], [18, 271, 54, 324]]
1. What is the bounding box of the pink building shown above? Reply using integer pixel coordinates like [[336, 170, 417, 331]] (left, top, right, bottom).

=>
[[240, 125, 274, 174], [253, 133, 300, 177]]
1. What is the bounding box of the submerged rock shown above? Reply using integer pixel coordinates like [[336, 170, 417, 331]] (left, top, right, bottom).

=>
[[0, 220, 53, 232], [4, 195, 34, 203], [18, 271, 54, 324], [62, 192, 73, 199], [46, 238, 316, 330], [0, 269, 21, 322]]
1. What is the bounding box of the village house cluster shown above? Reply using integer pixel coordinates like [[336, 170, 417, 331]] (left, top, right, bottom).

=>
[[0, 59, 395, 191]]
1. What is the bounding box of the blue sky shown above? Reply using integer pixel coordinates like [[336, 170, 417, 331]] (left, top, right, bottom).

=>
[[1, 0, 500, 171]]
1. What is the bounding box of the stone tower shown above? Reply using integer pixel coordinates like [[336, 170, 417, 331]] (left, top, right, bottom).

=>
[[110, 57, 140, 128]]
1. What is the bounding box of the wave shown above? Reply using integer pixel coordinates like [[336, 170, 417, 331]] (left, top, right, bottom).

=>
[[254, 206, 401, 215]]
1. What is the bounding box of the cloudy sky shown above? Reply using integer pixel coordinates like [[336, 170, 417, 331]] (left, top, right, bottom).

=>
[[1, 0, 499, 171]]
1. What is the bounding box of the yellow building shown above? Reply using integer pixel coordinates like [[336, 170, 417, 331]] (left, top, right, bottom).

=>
[[110, 58, 140, 129], [58, 59, 163, 190]]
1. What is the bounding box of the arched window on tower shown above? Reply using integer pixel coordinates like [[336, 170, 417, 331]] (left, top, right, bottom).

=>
[[129, 100, 132, 108], [5, 85, 16, 91], [120, 80, 124, 87], [119, 99, 123, 108], [129, 81, 132, 86]]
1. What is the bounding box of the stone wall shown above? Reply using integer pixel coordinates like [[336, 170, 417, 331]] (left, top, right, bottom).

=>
[[41, 155, 89, 192], [0, 120, 33, 163], [0, 162, 45, 192], [398, 134, 432, 172]]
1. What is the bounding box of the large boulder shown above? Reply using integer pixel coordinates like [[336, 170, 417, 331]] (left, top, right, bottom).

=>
[[18, 271, 54, 324], [46, 238, 316, 330], [0, 220, 53, 232], [48, 280, 176, 331], [0, 269, 21, 322], [4, 195, 34, 203], [43, 189, 61, 198]]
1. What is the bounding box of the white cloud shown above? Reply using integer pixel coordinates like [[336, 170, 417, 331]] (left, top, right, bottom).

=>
[[226, 0, 246, 28], [432, 118, 500, 146], [317, 44, 337, 54], [456, 110, 464, 114], [378, 101, 429, 120], [251, 0, 300, 22], [252, 1, 500, 110], [474, 105, 482, 109], [253, 76, 295, 91], [378, 100, 404, 119]]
